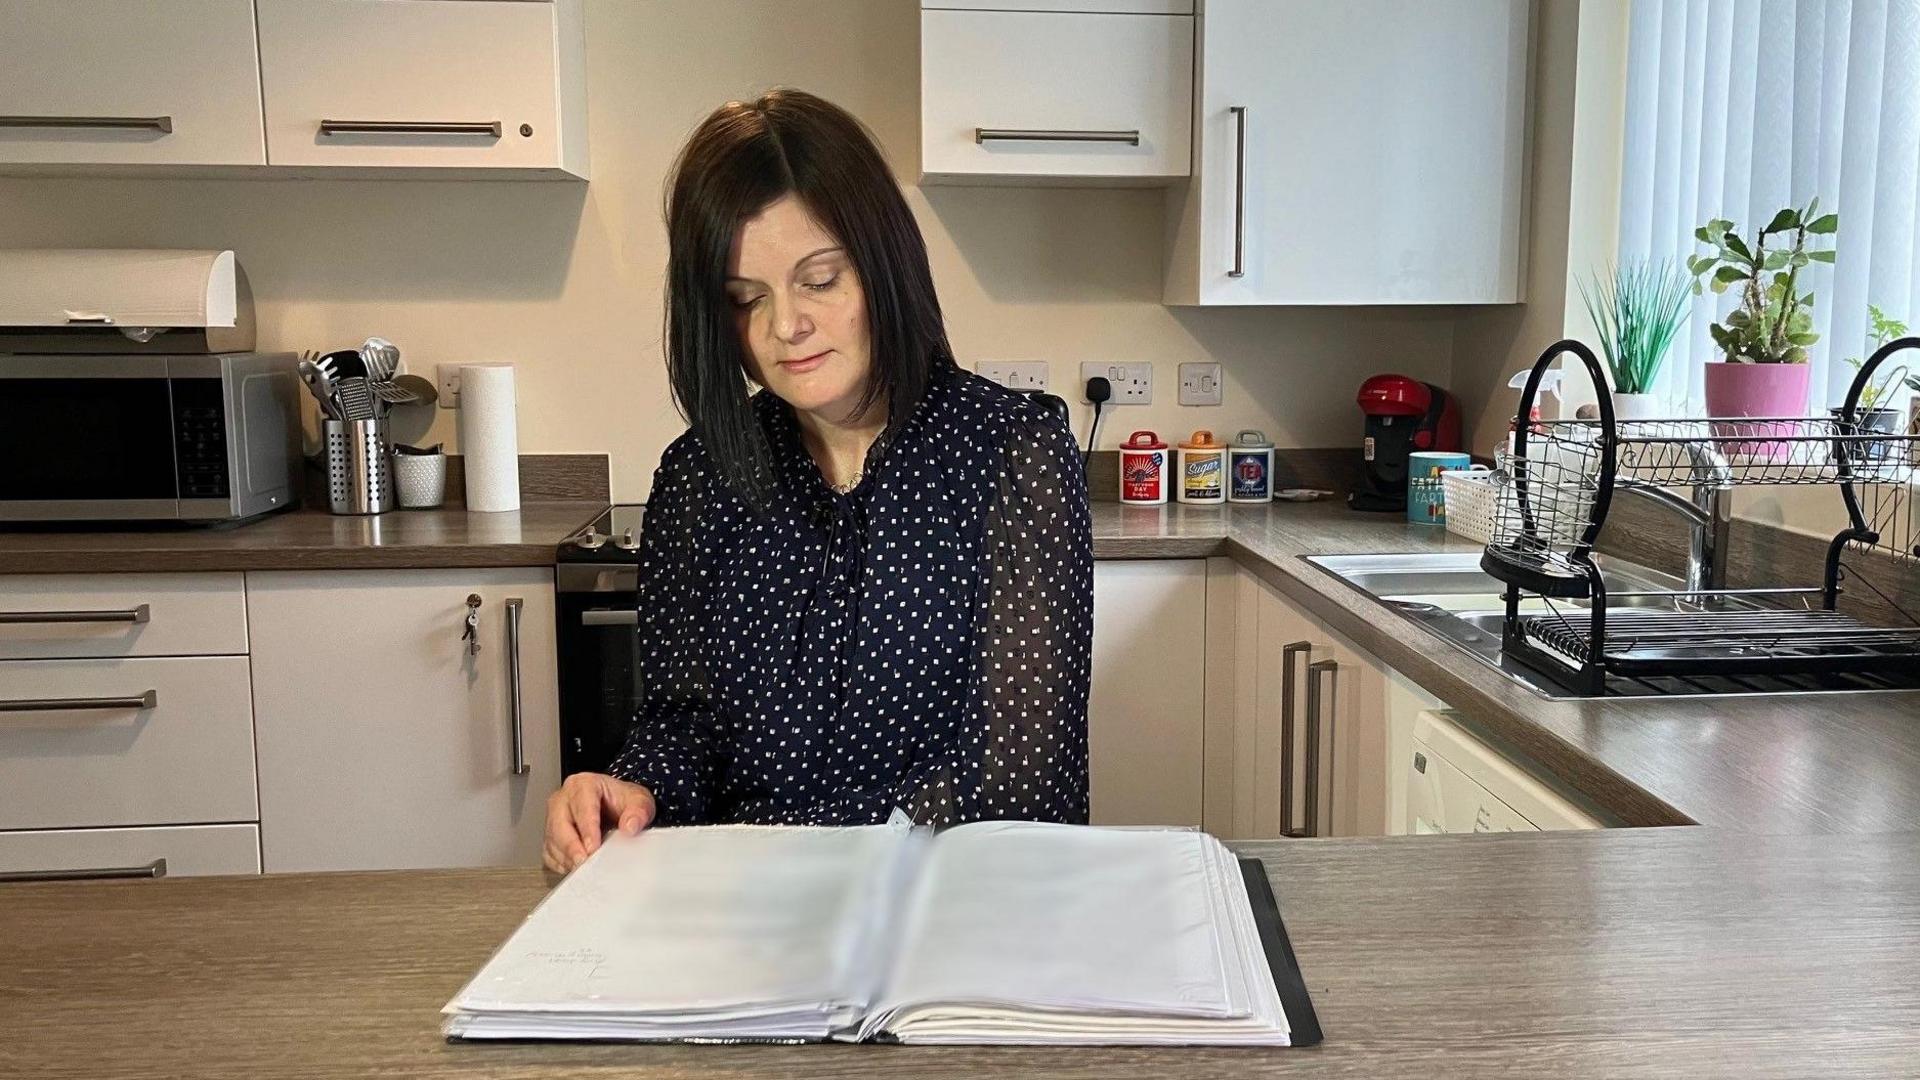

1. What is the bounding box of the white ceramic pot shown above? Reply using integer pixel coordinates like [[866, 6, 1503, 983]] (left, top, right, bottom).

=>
[[1609, 392, 1661, 422]]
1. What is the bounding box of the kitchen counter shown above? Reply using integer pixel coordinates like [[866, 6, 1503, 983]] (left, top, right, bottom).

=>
[[5, 827, 1915, 1078], [0, 502, 605, 574], [1092, 500, 1920, 834]]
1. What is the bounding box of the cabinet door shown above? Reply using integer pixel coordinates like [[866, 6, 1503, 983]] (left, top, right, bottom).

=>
[[921, 7, 1192, 182], [1165, 0, 1528, 304], [247, 569, 561, 872], [1089, 560, 1205, 826], [255, 0, 585, 176], [0, 0, 265, 167]]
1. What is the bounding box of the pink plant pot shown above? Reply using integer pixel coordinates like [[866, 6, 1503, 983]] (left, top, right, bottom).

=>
[[1703, 362, 1811, 457]]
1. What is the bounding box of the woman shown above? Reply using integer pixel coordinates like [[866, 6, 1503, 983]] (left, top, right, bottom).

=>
[[544, 89, 1093, 873]]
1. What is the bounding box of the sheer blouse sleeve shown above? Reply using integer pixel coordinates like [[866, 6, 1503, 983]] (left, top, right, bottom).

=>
[[607, 444, 724, 824]]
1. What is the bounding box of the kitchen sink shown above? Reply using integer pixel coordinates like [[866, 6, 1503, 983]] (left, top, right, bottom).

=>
[[1304, 552, 1914, 699]]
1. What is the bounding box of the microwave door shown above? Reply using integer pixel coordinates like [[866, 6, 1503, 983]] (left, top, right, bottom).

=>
[[0, 369, 183, 520]]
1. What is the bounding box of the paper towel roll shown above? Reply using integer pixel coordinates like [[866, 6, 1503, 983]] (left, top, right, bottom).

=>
[[459, 364, 520, 513]]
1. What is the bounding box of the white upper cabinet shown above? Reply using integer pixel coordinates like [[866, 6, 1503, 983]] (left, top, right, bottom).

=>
[[0, 0, 266, 167], [1164, 0, 1530, 305], [920, 1, 1193, 184], [255, 0, 588, 178]]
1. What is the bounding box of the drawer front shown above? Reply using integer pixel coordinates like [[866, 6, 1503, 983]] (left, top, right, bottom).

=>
[[0, 0, 266, 166], [921, 8, 1192, 179], [0, 573, 247, 660], [0, 824, 259, 881], [0, 656, 258, 830], [256, 0, 562, 170]]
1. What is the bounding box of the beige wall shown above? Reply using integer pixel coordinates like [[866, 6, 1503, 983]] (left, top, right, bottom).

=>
[[0, 0, 1458, 502]]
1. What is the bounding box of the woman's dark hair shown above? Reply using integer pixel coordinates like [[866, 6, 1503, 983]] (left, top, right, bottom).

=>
[[662, 88, 956, 506]]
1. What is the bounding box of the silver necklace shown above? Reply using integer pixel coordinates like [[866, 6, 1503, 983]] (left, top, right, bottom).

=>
[[828, 469, 864, 495]]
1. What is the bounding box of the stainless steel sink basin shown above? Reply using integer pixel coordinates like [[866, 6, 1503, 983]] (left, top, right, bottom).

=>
[[1302, 552, 1814, 699]]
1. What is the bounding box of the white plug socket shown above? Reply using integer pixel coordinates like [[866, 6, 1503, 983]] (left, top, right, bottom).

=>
[[1080, 361, 1152, 404], [975, 360, 1050, 392], [436, 363, 461, 409]]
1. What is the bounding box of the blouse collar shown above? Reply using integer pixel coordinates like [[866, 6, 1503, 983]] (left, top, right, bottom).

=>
[[755, 364, 959, 498]]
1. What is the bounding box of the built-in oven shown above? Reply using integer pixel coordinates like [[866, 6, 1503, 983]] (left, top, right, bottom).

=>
[[554, 505, 645, 777]]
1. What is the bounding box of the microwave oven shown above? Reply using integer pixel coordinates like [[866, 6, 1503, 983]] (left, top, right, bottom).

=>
[[0, 352, 302, 525]]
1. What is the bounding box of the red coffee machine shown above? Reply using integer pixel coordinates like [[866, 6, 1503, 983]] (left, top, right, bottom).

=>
[[1349, 375, 1463, 512]]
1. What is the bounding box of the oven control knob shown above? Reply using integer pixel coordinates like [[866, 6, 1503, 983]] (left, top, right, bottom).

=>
[[574, 528, 608, 551], [615, 528, 639, 552]]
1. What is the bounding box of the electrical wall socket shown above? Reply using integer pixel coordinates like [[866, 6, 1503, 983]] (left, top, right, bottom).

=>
[[974, 360, 1050, 392], [1080, 361, 1152, 404], [1178, 361, 1224, 406], [435, 363, 461, 409]]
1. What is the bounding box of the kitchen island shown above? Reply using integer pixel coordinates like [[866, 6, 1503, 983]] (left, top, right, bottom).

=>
[[5, 826, 1915, 1078]]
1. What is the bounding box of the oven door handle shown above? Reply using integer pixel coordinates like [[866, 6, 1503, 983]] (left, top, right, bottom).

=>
[[580, 609, 639, 627]]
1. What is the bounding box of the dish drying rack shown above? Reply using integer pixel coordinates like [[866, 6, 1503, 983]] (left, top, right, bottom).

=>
[[1483, 337, 1920, 696]]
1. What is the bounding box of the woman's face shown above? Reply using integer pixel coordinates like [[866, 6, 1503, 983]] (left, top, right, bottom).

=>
[[725, 193, 873, 423]]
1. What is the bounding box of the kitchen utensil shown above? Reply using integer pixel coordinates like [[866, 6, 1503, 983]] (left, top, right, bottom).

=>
[[321, 348, 367, 381], [370, 374, 437, 406], [359, 337, 400, 382], [333, 376, 378, 421]]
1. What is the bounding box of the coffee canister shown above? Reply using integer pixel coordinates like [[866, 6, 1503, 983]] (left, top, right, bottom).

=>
[[1407, 450, 1472, 525], [1119, 430, 1169, 505], [1176, 430, 1228, 505], [1228, 429, 1276, 503]]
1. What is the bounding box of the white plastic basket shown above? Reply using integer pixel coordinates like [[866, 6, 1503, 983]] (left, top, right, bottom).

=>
[[1440, 467, 1501, 545]]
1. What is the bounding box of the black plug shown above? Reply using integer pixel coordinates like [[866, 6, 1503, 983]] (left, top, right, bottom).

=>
[[1082, 377, 1112, 480]]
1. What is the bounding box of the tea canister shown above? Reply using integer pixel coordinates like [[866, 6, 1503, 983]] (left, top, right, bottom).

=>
[[1176, 430, 1228, 505], [1228, 429, 1276, 503], [1118, 430, 1169, 505]]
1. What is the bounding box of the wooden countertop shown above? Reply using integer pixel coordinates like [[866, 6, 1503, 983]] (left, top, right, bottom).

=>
[[5, 827, 1916, 1078], [1092, 500, 1920, 834], [0, 502, 605, 574]]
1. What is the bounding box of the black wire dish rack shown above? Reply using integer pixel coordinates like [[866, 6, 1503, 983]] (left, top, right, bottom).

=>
[[1485, 336, 1920, 696]]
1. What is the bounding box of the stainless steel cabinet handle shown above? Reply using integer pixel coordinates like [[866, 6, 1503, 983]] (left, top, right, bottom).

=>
[[975, 127, 1141, 145], [0, 604, 149, 625], [505, 598, 529, 776], [0, 858, 166, 884], [0, 690, 156, 713], [1304, 659, 1338, 837], [581, 609, 639, 627], [319, 119, 502, 138], [1279, 641, 1311, 838], [1227, 106, 1247, 278], [0, 114, 172, 133]]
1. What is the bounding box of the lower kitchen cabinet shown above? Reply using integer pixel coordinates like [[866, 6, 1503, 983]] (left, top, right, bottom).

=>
[[1207, 558, 1396, 840], [1089, 560, 1207, 827], [246, 569, 560, 872]]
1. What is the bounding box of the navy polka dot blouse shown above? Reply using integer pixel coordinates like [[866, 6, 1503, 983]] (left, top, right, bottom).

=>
[[610, 364, 1094, 827]]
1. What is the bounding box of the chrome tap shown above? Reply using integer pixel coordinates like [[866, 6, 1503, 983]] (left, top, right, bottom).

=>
[[1611, 439, 1732, 595]]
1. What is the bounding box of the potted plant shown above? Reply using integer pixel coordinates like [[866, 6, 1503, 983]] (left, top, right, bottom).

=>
[[1689, 199, 1837, 429], [1577, 260, 1690, 421], [1834, 305, 1911, 464]]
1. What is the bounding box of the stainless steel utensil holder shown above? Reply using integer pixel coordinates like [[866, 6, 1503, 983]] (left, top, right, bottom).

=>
[[325, 418, 395, 515]]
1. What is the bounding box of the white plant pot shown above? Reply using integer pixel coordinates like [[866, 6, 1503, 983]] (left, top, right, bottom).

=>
[[1609, 392, 1661, 421]]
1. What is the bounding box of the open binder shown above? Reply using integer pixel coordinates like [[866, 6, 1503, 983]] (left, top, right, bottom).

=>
[[444, 821, 1322, 1047]]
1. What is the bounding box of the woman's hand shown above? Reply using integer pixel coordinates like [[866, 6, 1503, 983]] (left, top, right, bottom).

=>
[[544, 773, 657, 874]]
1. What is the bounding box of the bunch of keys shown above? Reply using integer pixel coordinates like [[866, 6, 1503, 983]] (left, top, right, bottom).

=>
[[462, 594, 482, 656]]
